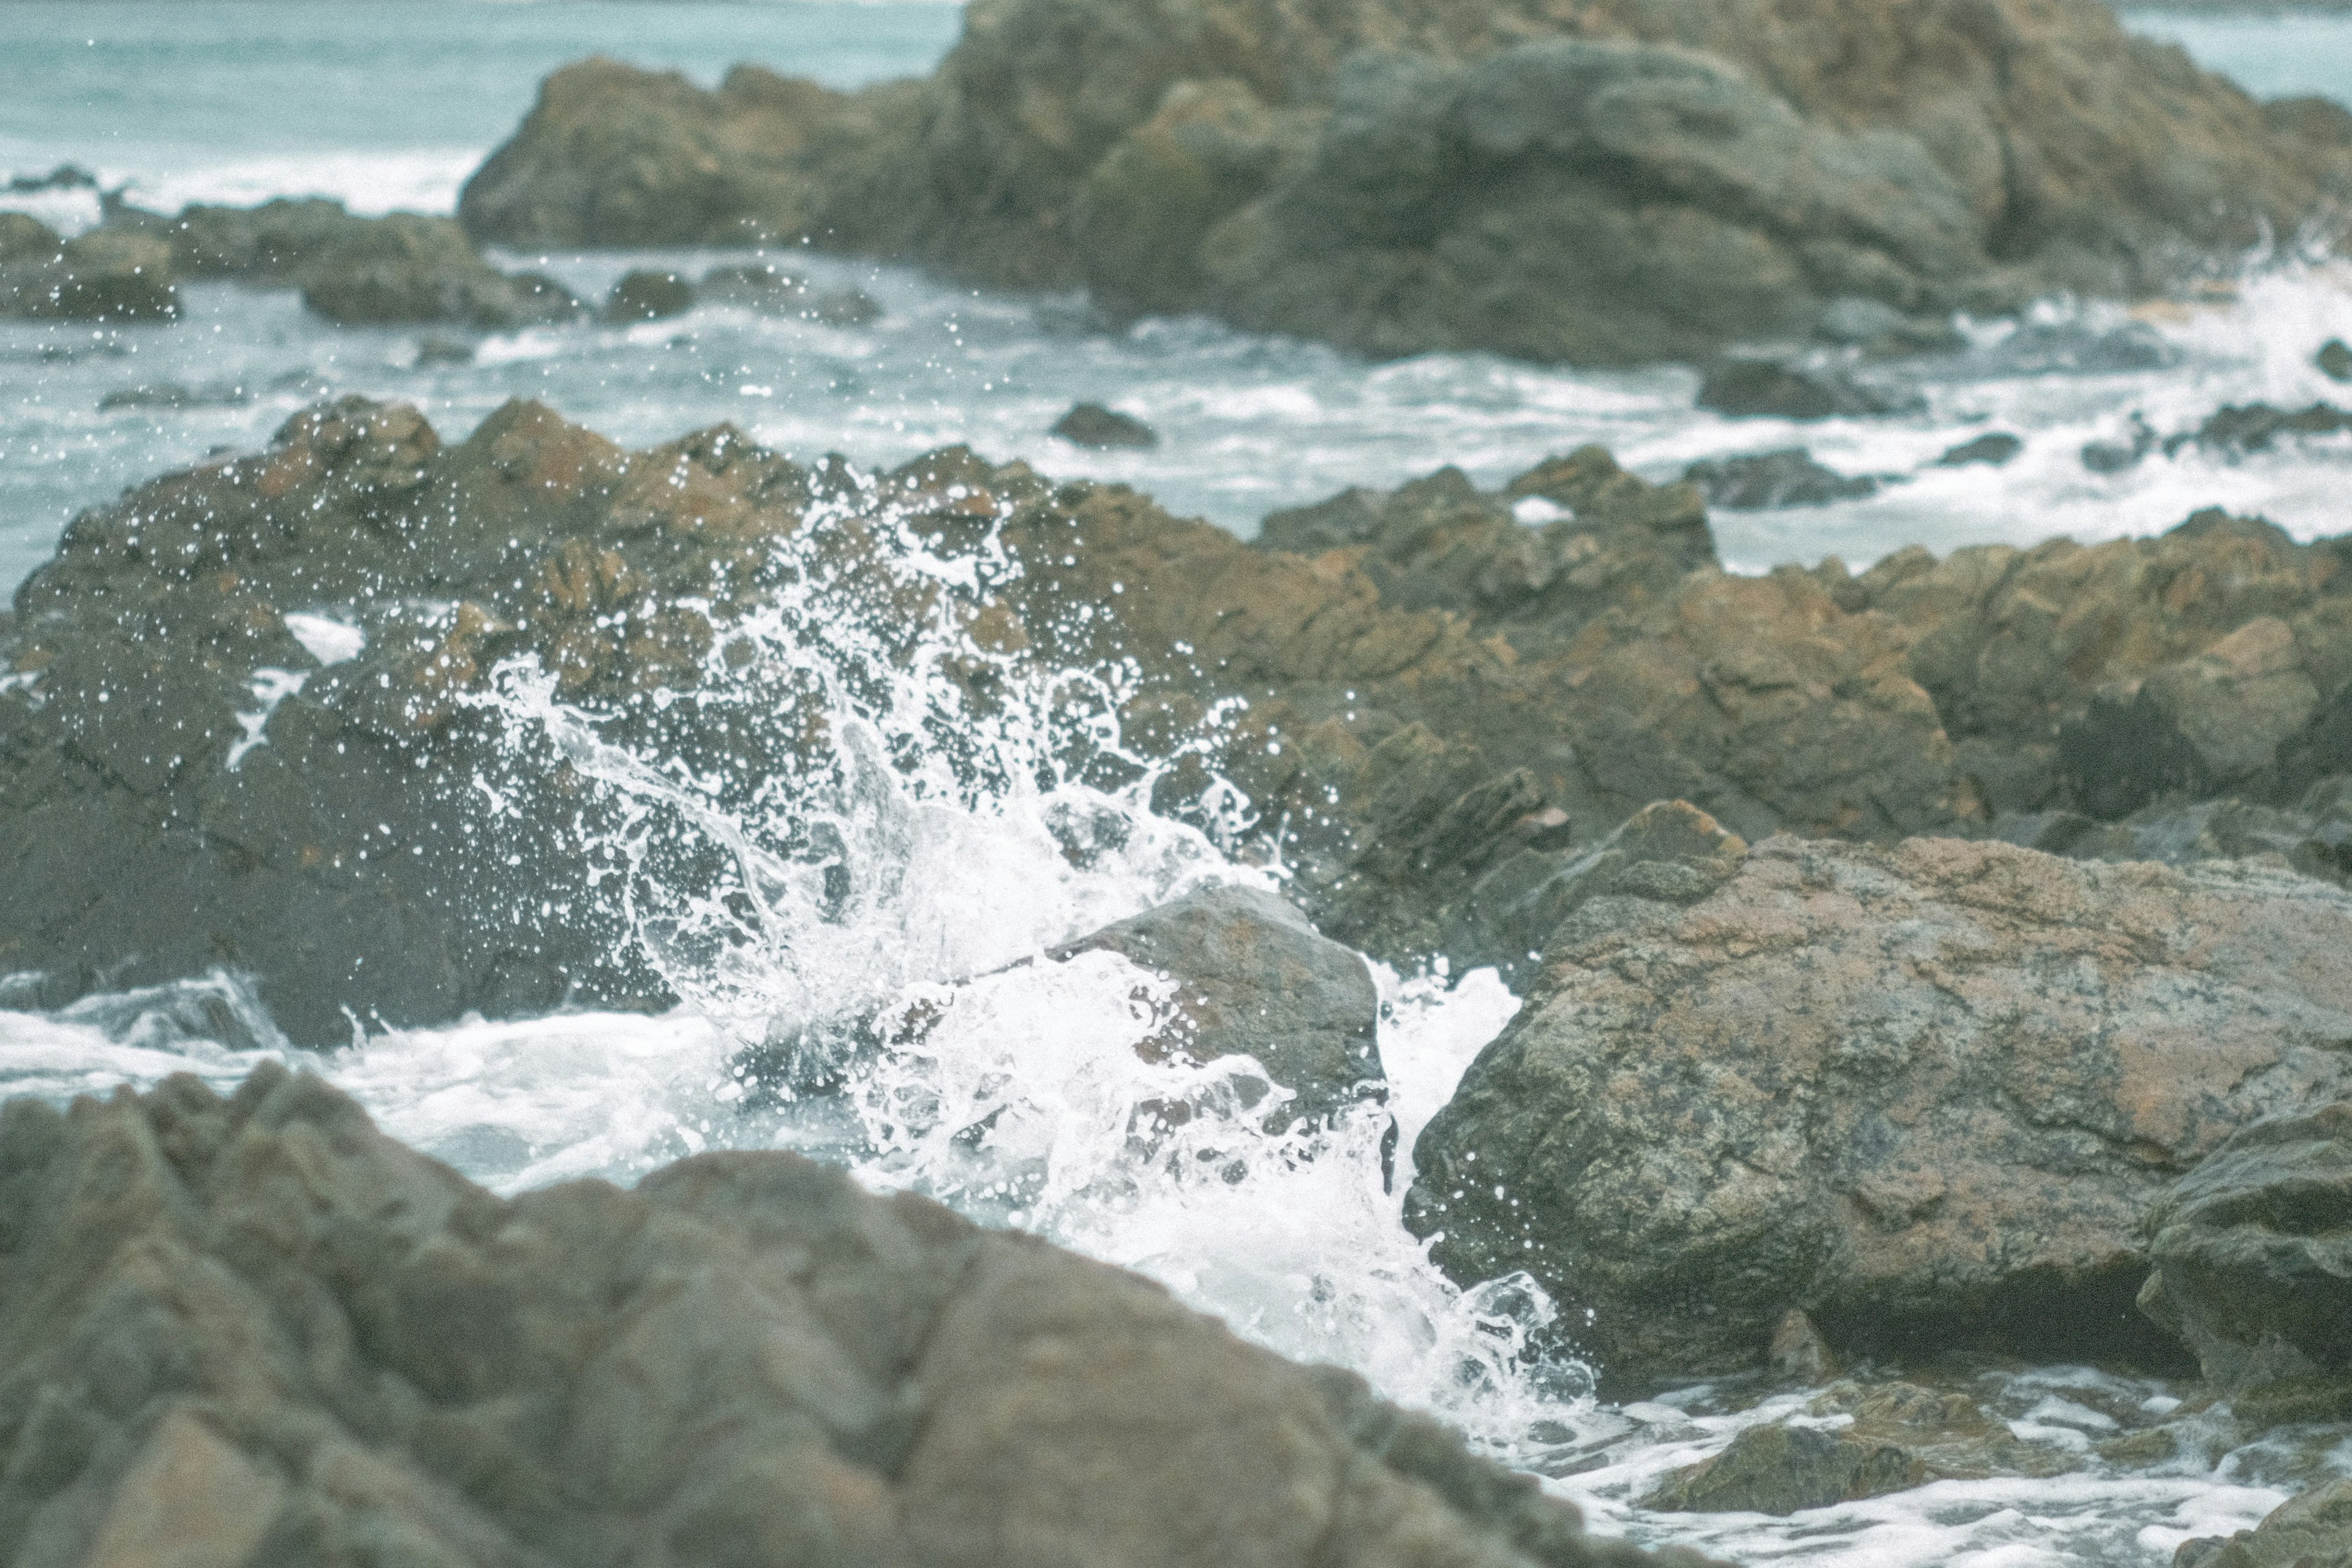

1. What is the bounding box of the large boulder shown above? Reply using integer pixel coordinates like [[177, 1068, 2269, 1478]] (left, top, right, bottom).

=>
[[459, 0, 2348, 365], [0, 1065, 1704, 1568], [1405, 835, 2352, 1390]]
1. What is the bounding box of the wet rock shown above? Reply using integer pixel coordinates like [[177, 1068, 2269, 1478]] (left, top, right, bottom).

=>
[[1681, 448, 1879, 509], [1996, 776, 2352, 888], [603, 267, 695, 322], [2168, 402, 2352, 458], [2176, 1477, 2352, 1568], [97, 382, 253, 412], [698, 260, 807, 309], [1408, 835, 2352, 1390], [0, 228, 177, 322], [0, 1066, 1705, 1568], [804, 285, 882, 326], [1048, 882, 1382, 1123], [1645, 1424, 1923, 1515], [1695, 358, 1922, 420], [1974, 320, 2180, 379], [1936, 432, 2023, 467], [415, 334, 476, 366], [1051, 402, 1158, 450], [2082, 415, 2158, 474], [0, 212, 59, 262], [2321, 339, 2352, 383], [2140, 1103, 2352, 1395]]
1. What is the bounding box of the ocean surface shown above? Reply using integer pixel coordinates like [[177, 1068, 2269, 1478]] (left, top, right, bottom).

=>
[[4, 7, 2352, 1566]]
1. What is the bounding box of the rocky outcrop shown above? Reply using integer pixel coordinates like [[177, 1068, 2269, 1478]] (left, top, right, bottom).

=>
[[1405, 834, 2352, 1390], [0, 1064, 1705, 1568], [110, 197, 579, 328], [2139, 1103, 2352, 1400], [460, 0, 2348, 366], [0, 217, 176, 322]]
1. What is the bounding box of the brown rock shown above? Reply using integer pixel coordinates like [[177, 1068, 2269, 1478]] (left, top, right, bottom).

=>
[[1407, 835, 2352, 1389]]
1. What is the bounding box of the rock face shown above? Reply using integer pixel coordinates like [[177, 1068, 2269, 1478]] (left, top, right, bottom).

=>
[[1405, 835, 2352, 1390], [1049, 883, 1383, 1124], [2139, 1103, 2352, 1396], [459, 0, 2349, 366], [0, 1065, 1702, 1568]]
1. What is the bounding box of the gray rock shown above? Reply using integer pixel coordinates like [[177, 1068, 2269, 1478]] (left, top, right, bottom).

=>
[[1051, 402, 1157, 450], [1049, 883, 1382, 1125], [0, 228, 177, 322], [602, 268, 695, 322], [1697, 356, 1924, 420], [1643, 1424, 1923, 1515], [0, 1065, 1709, 1568], [2321, 339, 2352, 383], [1681, 448, 1880, 510], [1934, 432, 2022, 467]]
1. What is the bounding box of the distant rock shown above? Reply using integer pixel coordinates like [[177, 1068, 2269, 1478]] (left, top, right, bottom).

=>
[[413, 334, 476, 366], [1681, 448, 1879, 509], [2321, 339, 2352, 383], [97, 382, 252, 412], [0, 1065, 1703, 1568], [0, 224, 177, 322], [805, 285, 883, 326], [1972, 320, 2180, 379], [1049, 882, 1383, 1125], [1408, 835, 2352, 1389], [603, 266, 695, 322], [1935, 432, 2022, 467], [1051, 402, 1158, 450], [458, 0, 2351, 368], [1696, 357, 1923, 420], [699, 260, 807, 309], [2081, 414, 2158, 474], [2170, 402, 2352, 458]]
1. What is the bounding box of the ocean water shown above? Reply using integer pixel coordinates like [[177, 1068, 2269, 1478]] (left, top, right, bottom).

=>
[[4, 8, 2352, 1566]]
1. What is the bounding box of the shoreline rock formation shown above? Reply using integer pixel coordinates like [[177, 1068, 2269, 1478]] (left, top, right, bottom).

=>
[[0, 1063, 1703, 1568], [456, 0, 2352, 366]]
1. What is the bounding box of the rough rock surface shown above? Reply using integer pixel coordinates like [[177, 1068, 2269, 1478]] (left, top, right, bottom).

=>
[[459, 0, 2350, 365], [0, 1065, 1706, 1568], [2139, 1103, 2352, 1396], [1406, 834, 2352, 1390], [1048, 882, 1383, 1123]]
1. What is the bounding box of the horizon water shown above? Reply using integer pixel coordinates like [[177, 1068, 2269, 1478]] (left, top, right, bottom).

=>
[[4, 7, 2352, 1566]]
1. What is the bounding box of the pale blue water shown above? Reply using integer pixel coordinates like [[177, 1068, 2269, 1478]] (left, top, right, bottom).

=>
[[2120, 10, 2352, 102]]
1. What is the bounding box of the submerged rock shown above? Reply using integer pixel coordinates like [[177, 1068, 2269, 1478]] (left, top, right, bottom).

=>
[[1050, 402, 1158, 450], [1681, 448, 1879, 510], [1695, 356, 1924, 420], [0, 1065, 1705, 1568], [1407, 835, 2352, 1390], [603, 267, 695, 322], [1935, 432, 2023, 467], [2321, 339, 2352, 383]]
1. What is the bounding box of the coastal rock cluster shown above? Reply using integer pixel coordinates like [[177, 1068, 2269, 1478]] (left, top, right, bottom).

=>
[[456, 0, 2351, 363], [0, 1063, 1695, 1568]]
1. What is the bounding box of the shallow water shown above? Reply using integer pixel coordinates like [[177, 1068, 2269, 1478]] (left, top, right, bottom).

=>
[[4, 7, 2352, 1564]]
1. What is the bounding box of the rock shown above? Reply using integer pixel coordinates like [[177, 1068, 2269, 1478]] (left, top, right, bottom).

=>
[[461, 0, 2350, 368], [415, 334, 476, 366], [2176, 1478, 2352, 1568], [1974, 320, 2180, 379], [603, 267, 695, 322], [1681, 448, 1879, 509], [1048, 883, 1382, 1125], [699, 260, 807, 309], [1051, 402, 1158, 450], [1642, 1423, 1923, 1515], [0, 228, 177, 322], [805, 286, 883, 326], [2139, 1103, 2352, 1396], [1406, 835, 2352, 1389], [1769, 1310, 1837, 1384], [2082, 416, 2158, 474], [0, 211, 60, 262], [2168, 402, 2352, 458], [112, 197, 576, 329], [0, 1065, 1708, 1568], [1696, 358, 1922, 420], [2321, 339, 2352, 383], [1996, 775, 2352, 889], [1935, 432, 2022, 467], [97, 382, 253, 412]]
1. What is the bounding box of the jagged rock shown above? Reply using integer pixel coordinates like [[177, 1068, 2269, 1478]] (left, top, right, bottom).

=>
[[1046, 882, 1382, 1124], [2321, 339, 2352, 383], [1051, 402, 1158, 450], [1407, 835, 2352, 1390], [2140, 1103, 2352, 1396], [458, 0, 2352, 367], [0, 1065, 1709, 1568], [1936, 432, 2022, 467], [1681, 448, 1879, 509], [603, 268, 695, 322]]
